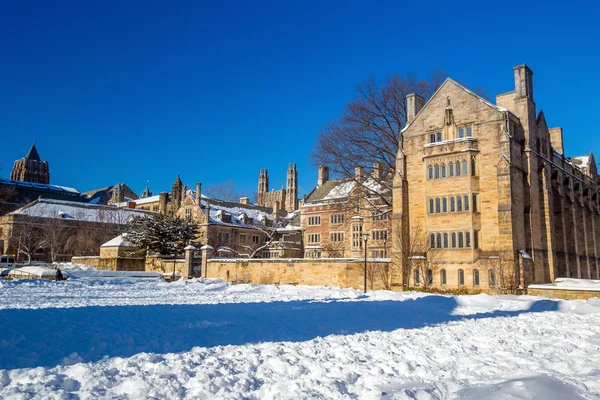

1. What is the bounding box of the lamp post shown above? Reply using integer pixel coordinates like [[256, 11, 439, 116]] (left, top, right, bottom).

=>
[[362, 232, 369, 293]]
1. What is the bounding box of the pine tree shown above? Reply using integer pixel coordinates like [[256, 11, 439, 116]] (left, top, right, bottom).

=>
[[125, 214, 199, 256]]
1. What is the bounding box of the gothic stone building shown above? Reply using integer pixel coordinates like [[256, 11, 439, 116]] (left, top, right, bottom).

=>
[[393, 64, 600, 291], [301, 164, 392, 259], [256, 163, 299, 212]]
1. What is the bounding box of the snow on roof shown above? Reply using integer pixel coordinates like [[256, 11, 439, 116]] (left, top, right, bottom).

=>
[[571, 155, 591, 169], [203, 199, 275, 229], [11, 198, 153, 223], [101, 234, 135, 248], [322, 181, 355, 201], [9, 266, 56, 277]]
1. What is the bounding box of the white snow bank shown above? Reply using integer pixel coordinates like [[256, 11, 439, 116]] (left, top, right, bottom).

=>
[[530, 277, 600, 292], [8, 266, 56, 277]]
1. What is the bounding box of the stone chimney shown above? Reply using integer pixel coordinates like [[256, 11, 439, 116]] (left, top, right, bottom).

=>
[[406, 93, 425, 123], [355, 166, 365, 183], [514, 64, 534, 100], [159, 192, 169, 214], [318, 165, 330, 187], [239, 197, 251, 205], [371, 162, 383, 180], [195, 182, 202, 204], [273, 200, 281, 222]]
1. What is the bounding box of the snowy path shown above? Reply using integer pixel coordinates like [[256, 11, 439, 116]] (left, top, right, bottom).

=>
[[0, 278, 599, 399]]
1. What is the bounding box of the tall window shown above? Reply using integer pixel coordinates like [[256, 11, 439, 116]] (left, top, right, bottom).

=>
[[458, 269, 465, 285], [462, 160, 468, 176], [443, 233, 449, 248], [427, 269, 433, 285], [428, 165, 433, 180], [452, 232, 457, 248], [473, 269, 480, 286], [458, 127, 465, 138], [466, 126, 473, 137], [457, 196, 463, 212], [471, 157, 476, 176], [466, 232, 471, 248], [430, 233, 435, 249], [456, 161, 461, 176], [430, 133, 436, 144], [414, 269, 420, 285], [472, 194, 478, 212], [436, 132, 442, 142], [436, 233, 442, 249], [429, 199, 434, 214], [458, 232, 464, 248], [352, 225, 363, 248], [450, 197, 455, 212], [441, 164, 446, 178], [436, 198, 441, 213], [489, 269, 496, 287], [441, 269, 447, 285], [449, 163, 454, 177], [474, 230, 479, 249], [464, 195, 470, 211], [435, 165, 440, 179], [442, 198, 447, 213]]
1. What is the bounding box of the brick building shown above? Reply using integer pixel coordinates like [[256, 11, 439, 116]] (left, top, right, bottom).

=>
[[393, 64, 600, 291]]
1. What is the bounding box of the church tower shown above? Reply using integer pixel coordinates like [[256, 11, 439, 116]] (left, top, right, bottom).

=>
[[171, 175, 183, 212], [10, 142, 50, 184], [285, 163, 298, 211], [257, 169, 269, 204]]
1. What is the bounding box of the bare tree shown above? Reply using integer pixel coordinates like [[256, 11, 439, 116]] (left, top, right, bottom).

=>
[[312, 70, 446, 209], [205, 180, 245, 202], [479, 243, 518, 294], [41, 216, 73, 263], [12, 215, 46, 264]]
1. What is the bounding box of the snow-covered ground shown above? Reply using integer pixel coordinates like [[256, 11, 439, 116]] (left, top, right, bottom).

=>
[[0, 275, 599, 399]]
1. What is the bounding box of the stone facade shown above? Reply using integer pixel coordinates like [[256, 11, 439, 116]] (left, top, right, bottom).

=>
[[527, 287, 600, 300], [393, 65, 600, 292]]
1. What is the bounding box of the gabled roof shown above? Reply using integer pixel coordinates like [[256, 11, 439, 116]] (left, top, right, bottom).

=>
[[304, 178, 354, 204], [401, 78, 515, 133]]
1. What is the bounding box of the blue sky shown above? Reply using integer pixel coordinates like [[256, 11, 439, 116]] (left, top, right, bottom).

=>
[[1, 0, 598, 199]]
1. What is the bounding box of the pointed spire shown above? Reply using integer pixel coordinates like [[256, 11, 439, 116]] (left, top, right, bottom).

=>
[[24, 142, 41, 161], [141, 180, 152, 198]]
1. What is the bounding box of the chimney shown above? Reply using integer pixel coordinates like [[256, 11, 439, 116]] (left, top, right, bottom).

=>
[[317, 165, 330, 187], [239, 197, 251, 205], [371, 162, 383, 180], [406, 93, 425, 123], [195, 182, 202, 204], [159, 192, 169, 214], [273, 200, 281, 222], [355, 166, 365, 183], [514, 64, 534, 100]]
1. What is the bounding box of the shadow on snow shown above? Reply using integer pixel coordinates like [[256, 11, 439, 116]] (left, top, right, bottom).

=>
[[0, 296, 559, 369]]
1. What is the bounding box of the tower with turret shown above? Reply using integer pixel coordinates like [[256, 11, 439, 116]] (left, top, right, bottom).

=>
[[285, 163, 298, 211], [10, 142, 50, 184]]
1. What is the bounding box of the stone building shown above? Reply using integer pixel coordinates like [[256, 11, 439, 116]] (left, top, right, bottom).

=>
[[393, 64, 600, 292], [10, 142, 50, 184], [120, 176, 303, 260], [301, 164, 392, 259], [256, 164, 299, 212]]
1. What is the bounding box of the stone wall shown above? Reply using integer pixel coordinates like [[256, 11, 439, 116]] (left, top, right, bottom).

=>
[[528, 287, 600, 300], [205, 258, 391, 290], [71, 256, 145, 271]]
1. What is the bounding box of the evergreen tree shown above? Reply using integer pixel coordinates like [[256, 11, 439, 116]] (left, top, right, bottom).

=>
[[125, 214, 199, 256]]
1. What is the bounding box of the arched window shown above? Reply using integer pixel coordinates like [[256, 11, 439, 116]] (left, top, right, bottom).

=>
[[462, 160, 468, 176], [466, 126, 473, 137], [489, 270, 496, 287], [466, 232, 471, 248], [441, 164, 446, 178], [427, 269, 433, 285], [428, 165, 433, 180], [441, 269, 447, 285], [473, 269, 480, 286], [414, 269, 420, 285], [458, 127, 465, 138], [458, 232, 464, 248], [436, 132, 442, 142], [450, 197, 455, 212], [436, 198, 441, 213], [430, 133, 436, 144], [430, 233, 435, 249], [449, 163, 454, 177], [456, 161, 461, 176], [458, 269, 465, 285], [436, 233, 442, 248], [443, 233, 449, 248], [442, 198, 448, 213], [464, 195, 470, 211], [429, 199, 434, 214], [451, 232, 457, 248], [457, 196, 463, 212], [435, 164, 440, 179]]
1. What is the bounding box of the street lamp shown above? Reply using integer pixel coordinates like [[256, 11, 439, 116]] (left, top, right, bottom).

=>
[[362, 232, 369, 293]]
